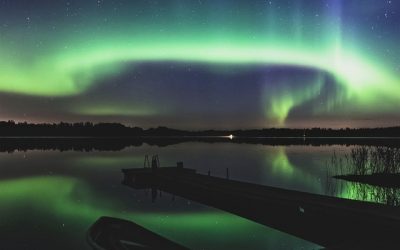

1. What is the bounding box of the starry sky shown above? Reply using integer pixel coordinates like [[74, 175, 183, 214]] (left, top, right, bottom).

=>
[[0, 0, 399, 129]]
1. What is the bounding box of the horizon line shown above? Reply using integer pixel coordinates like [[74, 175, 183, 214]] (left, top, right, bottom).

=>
[[1, 120, 400, 131]]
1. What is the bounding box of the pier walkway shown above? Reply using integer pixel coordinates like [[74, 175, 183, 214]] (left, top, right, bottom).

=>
[[122, 164, 400, 249]]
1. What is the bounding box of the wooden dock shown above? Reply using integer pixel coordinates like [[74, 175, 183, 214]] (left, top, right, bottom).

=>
[[122, 164, 400, 249]]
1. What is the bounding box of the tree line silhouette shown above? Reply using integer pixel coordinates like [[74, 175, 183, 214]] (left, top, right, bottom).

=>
[[1, 120, 400, 138]]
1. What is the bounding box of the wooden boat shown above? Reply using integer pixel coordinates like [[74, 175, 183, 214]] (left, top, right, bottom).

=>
[[87, 216, 188, 250]]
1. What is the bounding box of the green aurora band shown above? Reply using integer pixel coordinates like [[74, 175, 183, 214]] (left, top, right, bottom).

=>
[[1, 1, 399, 125]]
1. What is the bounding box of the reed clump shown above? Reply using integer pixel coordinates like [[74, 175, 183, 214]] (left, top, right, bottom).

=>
[[332, 146, 400, 175]]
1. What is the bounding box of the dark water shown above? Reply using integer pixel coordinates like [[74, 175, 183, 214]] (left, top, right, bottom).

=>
[[0, 141, 390, 249]]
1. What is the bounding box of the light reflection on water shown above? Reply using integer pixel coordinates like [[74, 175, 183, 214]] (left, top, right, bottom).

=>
[[0, 142, 393, 249]]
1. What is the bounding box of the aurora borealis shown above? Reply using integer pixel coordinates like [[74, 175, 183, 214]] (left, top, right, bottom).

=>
[[1, 0, 400, 128]]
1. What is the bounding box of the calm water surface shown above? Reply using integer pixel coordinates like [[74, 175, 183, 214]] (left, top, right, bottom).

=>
[[0, 142, 385, 249]]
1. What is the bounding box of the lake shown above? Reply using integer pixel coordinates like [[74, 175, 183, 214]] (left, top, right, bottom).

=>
[[0, 140, 394, 249]]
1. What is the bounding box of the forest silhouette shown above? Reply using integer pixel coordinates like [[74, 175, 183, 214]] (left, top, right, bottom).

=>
[[2, 120, 400, 137], [1, 121, 400, 152]]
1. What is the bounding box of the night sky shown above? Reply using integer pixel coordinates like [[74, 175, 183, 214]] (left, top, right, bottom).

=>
[[0, 0, 399, 129]]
